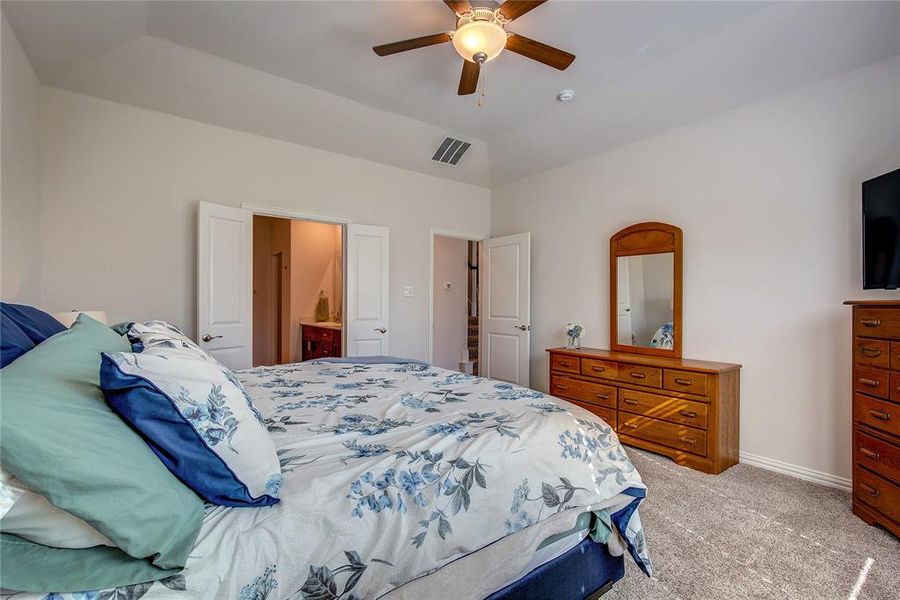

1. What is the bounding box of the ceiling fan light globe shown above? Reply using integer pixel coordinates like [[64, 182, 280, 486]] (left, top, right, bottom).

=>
[[452, 20, 507, 63]]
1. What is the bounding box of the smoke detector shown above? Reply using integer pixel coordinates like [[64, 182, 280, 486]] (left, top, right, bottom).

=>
[[556, 89, 575, 102]]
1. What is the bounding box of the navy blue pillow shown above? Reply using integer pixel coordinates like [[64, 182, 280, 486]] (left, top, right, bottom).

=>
[[1, 303, 66, 344], [1, 313, 35, 368]]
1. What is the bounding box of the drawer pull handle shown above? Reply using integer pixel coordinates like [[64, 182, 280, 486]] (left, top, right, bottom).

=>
[[859, 447, 881, 460], [559, 360, 572, 367], [621, 422, 638, 429], [622, 397, 638, 405], [597, 393, 610, 400], [860, 483, 880, 497], [858, 378, 879, 388], [859, 347, 882, 358], [679, 410, 698, 418], [591, 366, 605, 372], [869, 409, 891, 421], [630, 372, 647, 379], [674, 377, 693, 386], [679, 436, 698, 445], [861, 319, 882, 328], [555, 384, 569, 391]]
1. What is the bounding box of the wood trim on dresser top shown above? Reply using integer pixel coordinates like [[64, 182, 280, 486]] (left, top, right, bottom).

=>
[[547, 347, 740, 474], [844, 300, 900, 538]]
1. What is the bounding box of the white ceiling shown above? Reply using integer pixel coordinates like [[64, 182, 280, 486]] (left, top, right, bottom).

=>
[[4, 1, 899, 186]]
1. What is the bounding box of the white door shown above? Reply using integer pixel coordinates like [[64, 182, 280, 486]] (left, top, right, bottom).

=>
[[481, 232, 531, 386], [198, 201, 252, 370], [346, 224, 390, 356]]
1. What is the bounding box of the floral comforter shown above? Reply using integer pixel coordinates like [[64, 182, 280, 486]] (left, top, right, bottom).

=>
[[23, 360, 651, 600]]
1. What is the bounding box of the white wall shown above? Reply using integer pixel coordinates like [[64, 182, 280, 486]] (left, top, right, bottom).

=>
[[432, 235, 469, 371], [492, 57, 900, 481], [1, 15, 41, 303], [38, 88, 491, 360]]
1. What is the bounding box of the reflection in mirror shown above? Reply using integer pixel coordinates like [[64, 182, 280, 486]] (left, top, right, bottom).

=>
[[616, 253, 674, 349]]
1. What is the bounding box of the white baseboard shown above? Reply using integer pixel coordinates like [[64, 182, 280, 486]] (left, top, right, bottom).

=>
[[739, 451, 851, 492]]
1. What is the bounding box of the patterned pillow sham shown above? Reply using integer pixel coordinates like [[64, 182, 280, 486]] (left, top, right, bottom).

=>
[[0, 467, 114, 549], [100, 345, 282, 507], [126, 320, 200, 353]]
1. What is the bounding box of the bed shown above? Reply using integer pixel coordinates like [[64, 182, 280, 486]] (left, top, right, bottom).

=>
[[4, 354, 651, 599]]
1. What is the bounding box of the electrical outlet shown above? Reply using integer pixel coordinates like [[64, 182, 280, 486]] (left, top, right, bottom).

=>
[[402, 286, 414, 297]]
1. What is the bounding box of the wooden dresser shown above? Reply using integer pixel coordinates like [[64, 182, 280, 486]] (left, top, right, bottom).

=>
[[547, 347, 741, 474], [845, 300, 900, 537]]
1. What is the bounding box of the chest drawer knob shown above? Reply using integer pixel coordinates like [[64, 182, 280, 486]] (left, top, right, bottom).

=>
[[590, 366, 605, 373], [860, 347, 882, 358], [554, 384, 569, 391], [622, 397, 638, 405], [679, 436, 698, 445], [630, 372, 646, 380], [596, 393, 610, 400], [674, 377, 693, 385], [860, 483, 880, 497], [869, 409, 891, 421], [621, 422, 638, 429], [859, 447, 881, 460], [559, 360, 573, 367], [861, 319, 882, 328], [679, 410, 698, 418], [858, 378, 880, 388]]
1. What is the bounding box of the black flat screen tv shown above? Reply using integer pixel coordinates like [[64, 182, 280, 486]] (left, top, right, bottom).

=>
[[863, 168, 900, 290]]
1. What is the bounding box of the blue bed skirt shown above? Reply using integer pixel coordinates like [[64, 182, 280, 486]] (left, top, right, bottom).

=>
[[485, 536, 625, 600]]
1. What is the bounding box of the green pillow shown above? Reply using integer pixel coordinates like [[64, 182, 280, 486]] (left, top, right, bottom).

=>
[[0, 315, 204, 592]]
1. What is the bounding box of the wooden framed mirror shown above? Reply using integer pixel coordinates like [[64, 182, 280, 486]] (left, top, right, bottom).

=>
[[610, 222, 683, 358]]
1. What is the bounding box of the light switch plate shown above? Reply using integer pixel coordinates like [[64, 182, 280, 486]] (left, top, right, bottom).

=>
[[444, 282, 452, 290], [402, 286, 414, 297]]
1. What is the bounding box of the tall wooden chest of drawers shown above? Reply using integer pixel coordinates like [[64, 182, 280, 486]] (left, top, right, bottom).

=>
[[547, 347, 741, 474], [845, 300, 900, 537]]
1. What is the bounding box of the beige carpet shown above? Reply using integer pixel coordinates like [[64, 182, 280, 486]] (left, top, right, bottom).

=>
[[605, 448, 900, 600]]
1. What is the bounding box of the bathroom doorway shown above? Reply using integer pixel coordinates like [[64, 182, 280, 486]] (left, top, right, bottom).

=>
[[252, 215, 344, 367]]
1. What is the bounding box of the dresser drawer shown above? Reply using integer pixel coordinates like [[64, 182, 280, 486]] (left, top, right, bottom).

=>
[[854, 308, 900, 339], [855, 429, 900, 484], [550, 354, 580, 374], [618, 413, 707, 456], [853, 365, 890, 400], [569, 401, 616, 427], [663, 369, 708, 396], [581, 358, 617, 380], [854, 393, 899, 438], [892, 342, 900, 371], [550, 375, 616, 409], [891, 372, 900, 402], [618, 388, 708, 429], [853, 466, 900, 525], [616, 364, 662, 388], [854, 338, 890, 369]]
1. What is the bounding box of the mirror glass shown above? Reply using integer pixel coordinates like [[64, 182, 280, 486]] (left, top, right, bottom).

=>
[[615, 253, 675, 349]]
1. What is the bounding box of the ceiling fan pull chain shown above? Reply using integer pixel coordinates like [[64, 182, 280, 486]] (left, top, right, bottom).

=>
[[477, 65, 487, 108]]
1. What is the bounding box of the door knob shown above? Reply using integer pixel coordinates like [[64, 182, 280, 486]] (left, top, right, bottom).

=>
[[201, 334, 223, 342], [374, 327, 387, 334], [514, 324, 530, 331]]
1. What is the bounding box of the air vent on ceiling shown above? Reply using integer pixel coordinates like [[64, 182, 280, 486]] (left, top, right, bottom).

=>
[[432, 137, 471, 166]]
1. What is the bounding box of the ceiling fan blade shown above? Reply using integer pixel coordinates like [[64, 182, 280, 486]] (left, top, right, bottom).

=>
[[498, 1, 547, 21], [444, 0, 473, 15], [505, 33, 575, 70], [373, 33, 452, 56], [458, 60, 480, 95]]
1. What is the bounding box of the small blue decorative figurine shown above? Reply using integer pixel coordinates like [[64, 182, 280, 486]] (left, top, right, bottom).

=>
[[564, 323, 584, 349]]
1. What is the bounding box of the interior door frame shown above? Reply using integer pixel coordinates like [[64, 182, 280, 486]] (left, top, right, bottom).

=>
[[428, 229, 487, 366], [242, 203, 350, 362]]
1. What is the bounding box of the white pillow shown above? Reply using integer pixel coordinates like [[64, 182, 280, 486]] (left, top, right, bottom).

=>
[[0, 467, 114, 548]]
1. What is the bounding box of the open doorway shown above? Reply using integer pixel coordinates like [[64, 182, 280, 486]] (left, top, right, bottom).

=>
[[252, 215, 344, 367], [431, 234, 481, 374]]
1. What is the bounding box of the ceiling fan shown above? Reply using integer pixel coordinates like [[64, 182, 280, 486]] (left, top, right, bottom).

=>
[[373, 0, 575, 96]]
